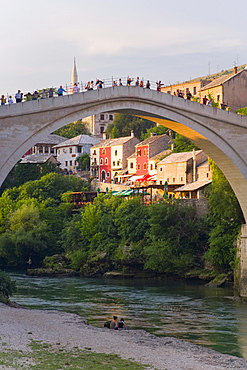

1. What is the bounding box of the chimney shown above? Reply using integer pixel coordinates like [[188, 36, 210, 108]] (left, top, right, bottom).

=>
[[150, 132, 157, 137], [130, 130, 134, 137], [234, 66, 238, 74], [192, 149, 196, 182]]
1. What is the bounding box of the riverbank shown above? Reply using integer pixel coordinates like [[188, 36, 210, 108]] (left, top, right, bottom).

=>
[[1, 303, 247, 369]]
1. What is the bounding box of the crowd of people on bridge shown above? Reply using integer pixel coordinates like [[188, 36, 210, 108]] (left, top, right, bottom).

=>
[[0, 77, 229, 111], [0, 77, 166, 106]]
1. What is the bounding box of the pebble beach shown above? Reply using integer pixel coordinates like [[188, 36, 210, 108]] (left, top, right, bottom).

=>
[[1, 303, 247, 370]]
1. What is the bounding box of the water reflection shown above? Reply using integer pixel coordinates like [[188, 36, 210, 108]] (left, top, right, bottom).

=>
[[8, 272, 247, 359]]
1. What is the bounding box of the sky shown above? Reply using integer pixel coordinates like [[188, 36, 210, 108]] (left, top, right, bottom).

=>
[[1, 0, 246, 95]]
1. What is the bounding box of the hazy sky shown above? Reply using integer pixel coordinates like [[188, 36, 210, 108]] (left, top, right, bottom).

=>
[[1, 0, 246, 95]]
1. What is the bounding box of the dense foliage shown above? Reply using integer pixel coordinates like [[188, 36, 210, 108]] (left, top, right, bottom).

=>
[[0, 161, 60, 194], [173, 133, 199, 152], [0, 270, 16, 300], [105, 113, 156, 139], [205, 162, 244, 271], [0, 173, 89, 267], [0, 161, 243, 277], [53, 120, 90, 139]]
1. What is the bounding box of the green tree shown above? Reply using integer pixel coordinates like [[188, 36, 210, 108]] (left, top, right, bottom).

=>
[[140, 125, 169, 141], [144, 201, 208, 275], [0, 203, 49, 266], [0, 161, 60, 193], [173, 133, 199, 153], [205, 163, 244, 271], [115, 198, 149, 242], [77, 153, 90, 170], [53, 121, 89, 139], [0, 270, 16, 300], [105, 113, 155, 139]]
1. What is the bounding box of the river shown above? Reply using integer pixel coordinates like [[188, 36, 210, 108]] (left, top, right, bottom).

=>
[[8, 272, 247, 360]]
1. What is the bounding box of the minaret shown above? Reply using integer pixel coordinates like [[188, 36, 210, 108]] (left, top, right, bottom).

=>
[[71, 57, 78, 86]]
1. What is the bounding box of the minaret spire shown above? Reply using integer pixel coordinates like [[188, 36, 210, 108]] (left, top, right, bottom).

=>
[[71, 57, 78, 86]]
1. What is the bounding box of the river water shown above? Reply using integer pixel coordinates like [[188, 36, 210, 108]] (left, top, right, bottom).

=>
[[8, 272, 247, 360]]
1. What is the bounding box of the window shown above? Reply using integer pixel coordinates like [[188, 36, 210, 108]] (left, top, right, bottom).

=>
[[69, 147, 72, 153], [143, 149, 147, 156], [160, 181, 162, 185], [137, 164, 141, 170], [117, 161, 120, 166], [45, 146, 49, 153], [160, 167, 163, 171], [115, 150, 117, 156], [107, 172, 110, 177], [143, 163, 147, 170], [105, 158, 108, 164], [173, 178, 175, 182], [93, 150, 96, 155], [77, 146, 82, 153], [137, 149, 141, 156], [181, 177, 183, 182], [109, 114, 113, 120], [74, 160, 77, 166], [100, 114, 105, 120], [193, 86, 197, 95], [58, 149, 60, 155], [130, 162, 134, 169], [100, 126, 104, 134], [65, 161, 68, 166], [167, 178, 169, 182], [102, 148, 106, 154], [70, 160, 72, 166], [217, 95, 220, 101], [113, 161, 115, 166], [100, 158, 103, 164], [150, 164, 153, 170]]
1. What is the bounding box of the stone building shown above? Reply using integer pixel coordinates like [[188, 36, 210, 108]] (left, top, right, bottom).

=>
[[90, 133, 139, 182], [156, 150, 209, 193], [53, 134, 100, 172], [199, 66, 247, 110], [135, 134, 172, 176], [25, 134, 68, 157], [83, 112, 114, 138]]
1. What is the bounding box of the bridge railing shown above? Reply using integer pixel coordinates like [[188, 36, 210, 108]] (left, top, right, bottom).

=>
[[2, 78, 247, 112], [2, 77, 160, 104]]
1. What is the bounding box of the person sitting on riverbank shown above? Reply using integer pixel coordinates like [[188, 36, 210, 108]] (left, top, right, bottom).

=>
[[110, 316, 118, 330], [118, 318, 126, 330]]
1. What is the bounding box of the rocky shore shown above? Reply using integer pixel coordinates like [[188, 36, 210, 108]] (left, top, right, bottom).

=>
[[0, 303, 247, 369]]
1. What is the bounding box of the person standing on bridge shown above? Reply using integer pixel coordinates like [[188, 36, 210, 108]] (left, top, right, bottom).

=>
[[48, 88, 54, 98], [73, 83, 79, 93], [8, 96, 13, 104], [156, 81, 164, 91], [118, 78, 123, 86], [57, 86, 66, 96], [15, 90, 23, 103], [1, 95, 6, 105], [145, 80, 150, 88], [127, 76, 133, 86]]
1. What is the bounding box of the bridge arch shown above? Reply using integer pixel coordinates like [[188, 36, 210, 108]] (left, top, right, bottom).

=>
[[1, 86, 247, 221]]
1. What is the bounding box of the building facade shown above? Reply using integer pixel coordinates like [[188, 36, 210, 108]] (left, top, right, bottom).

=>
[[135, 134, 172, 176], [53, 134, 100, 172], [90, 134, 139, 182], [83, 113, 114, 138]]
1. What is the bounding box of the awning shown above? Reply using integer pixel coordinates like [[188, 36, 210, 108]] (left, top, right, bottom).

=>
[[136, 174, 156, 182], [128, 175, 144, 182]]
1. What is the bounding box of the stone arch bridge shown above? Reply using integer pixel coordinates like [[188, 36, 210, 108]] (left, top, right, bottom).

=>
[[1, 86, 247, 296]]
